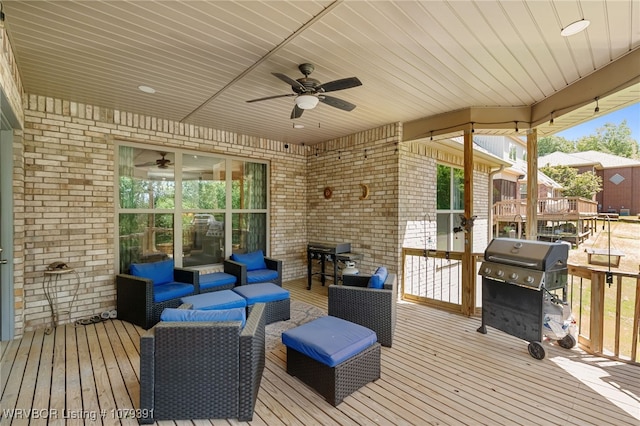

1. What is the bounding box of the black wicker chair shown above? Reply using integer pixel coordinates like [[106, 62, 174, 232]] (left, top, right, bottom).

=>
[[328, 272, 398, 347], [116, 260, 198, 330], [139, 303, 266, 424], [224, 250, 282, 286]]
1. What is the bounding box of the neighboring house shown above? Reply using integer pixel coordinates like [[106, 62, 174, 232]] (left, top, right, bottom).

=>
[[470, 136, 601, 244], [539, 151, 640, 216], [470, 135, 562, 203]]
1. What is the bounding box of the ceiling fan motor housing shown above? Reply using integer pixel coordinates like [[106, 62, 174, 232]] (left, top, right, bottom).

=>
[[293, 78, 321, 94]]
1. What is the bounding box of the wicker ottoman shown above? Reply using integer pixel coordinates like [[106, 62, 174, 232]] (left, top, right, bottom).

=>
[[232, 283, 290, 325], [282, 316, 381, 406]]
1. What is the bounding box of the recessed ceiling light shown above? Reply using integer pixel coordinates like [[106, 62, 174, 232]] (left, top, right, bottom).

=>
[[293, 123, 304, 129], [560, 19, 590, 37], [138, 85, 156, 94]]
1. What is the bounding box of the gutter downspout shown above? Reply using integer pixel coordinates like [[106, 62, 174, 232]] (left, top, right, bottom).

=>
[[488, 165, 505, 243]]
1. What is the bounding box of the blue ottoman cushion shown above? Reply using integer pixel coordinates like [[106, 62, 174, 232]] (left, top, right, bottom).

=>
[[181, 290, 247, 310], [246, 269, 280, 284], [233, 283, 290, 305], [281, 316, 377, 367], [199, 272, 237, 291]]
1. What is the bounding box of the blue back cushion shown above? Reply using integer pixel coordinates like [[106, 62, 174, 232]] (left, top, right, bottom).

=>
[[368, 266, 388, 289], [130, 259, 174, 285], [231, 250, 267, 271], [160, 307, 246, 328]]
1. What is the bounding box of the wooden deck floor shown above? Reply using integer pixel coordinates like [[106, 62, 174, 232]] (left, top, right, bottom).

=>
[[2, 278, 639, 425]]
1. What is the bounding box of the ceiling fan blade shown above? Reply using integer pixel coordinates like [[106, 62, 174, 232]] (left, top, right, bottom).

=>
[[290, 105, 304, 119], [246, 93, 295, 103], [134, 161, 156, 167], [319, 95, 356, 111], [272, 73, 307, 91], [316, 77, 362, 93]]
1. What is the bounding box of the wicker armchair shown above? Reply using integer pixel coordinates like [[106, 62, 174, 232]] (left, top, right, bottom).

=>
[[328, 273, 398, 347], [139, 303, 266, 423], [116, 259, 198, 330], [224, 250, 283, 286]]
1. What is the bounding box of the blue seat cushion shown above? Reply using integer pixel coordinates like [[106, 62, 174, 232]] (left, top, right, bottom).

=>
[[130, 259, 174, 285], [181, 290, 247, 310], [231, 250, 267, 271], [199, 272, 237, 291], [232, 283, 289, 305], [153, 282, 194, 303], [282, 316, 377, 367], [368, 266, 388, 289], [246, 268, 279, 283], [161, 307, 246, 328]]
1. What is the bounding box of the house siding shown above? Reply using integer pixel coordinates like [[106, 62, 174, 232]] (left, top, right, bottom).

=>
[[599, 166, 640, 215]]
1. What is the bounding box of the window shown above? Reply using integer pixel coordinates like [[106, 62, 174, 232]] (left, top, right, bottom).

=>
[[117, 145, 268, 273], [436, 164, 464, 251]]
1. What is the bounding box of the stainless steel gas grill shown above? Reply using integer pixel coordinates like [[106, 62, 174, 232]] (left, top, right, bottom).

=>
[[477, 238, 573, 359]]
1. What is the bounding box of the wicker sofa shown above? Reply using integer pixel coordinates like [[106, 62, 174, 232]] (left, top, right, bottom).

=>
[[139, 303, 266, 423], [116, 259, 198, 330], [328, 271, 398, 347]]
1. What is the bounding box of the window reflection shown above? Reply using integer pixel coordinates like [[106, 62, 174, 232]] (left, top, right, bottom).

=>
[[118, 213, 174, 273], [117, 145, 268, 272]]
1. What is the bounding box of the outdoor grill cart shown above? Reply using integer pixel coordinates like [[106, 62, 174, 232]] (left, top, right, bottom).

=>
[[477, 238, 576, 360]]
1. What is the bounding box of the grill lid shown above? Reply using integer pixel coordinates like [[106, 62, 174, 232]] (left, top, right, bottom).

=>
[[484, 238, 568, 271]]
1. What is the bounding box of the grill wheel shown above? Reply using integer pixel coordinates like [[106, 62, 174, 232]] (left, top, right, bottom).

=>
[[527, 341, 546, 360], [558, 334, 577, 349]]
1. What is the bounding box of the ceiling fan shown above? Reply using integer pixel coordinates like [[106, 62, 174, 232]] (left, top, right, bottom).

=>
[[135, 152, 172, 169], [246, 63, 362, 119]]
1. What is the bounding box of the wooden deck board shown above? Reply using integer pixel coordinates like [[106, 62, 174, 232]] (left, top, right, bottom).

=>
[[1, 277, 639, 425]]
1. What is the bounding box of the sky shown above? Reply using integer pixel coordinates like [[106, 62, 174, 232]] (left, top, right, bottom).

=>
[[555, 102, 640, 142]]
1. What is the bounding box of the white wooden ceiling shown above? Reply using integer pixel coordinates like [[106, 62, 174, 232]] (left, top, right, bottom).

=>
[[3, 0, 639, 144]]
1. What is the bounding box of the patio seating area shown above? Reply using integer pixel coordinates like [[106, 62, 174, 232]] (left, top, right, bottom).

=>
[[2, 278, 639, 425]]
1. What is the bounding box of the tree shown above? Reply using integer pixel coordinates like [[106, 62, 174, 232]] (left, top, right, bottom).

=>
[[537, 135, 575, 156], [540, 165, 602, 199], [575, 120, 639, 158]]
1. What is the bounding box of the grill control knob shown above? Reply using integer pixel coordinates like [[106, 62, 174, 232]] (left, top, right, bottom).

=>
[[483, 267, 492, 275], [525, 276, 535, 284], [495, 270, 504, 277], [509, 272, 518, 280]]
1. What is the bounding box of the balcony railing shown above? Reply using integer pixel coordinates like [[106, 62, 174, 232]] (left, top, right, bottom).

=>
[[493, 196, 598, 218], [401, 248, 640, 364], [564, 263, 640, 363]]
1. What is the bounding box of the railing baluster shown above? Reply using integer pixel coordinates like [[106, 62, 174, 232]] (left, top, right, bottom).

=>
[[615, 274, 622, 357]]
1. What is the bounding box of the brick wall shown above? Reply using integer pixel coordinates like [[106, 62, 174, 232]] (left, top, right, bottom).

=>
[[306, 124, 402, 275], [399, 142, 437, 251], [17, 94, 308, 334]]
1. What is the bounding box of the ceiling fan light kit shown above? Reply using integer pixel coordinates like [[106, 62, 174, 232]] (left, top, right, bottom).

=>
[[295, 94, 319, 109]]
